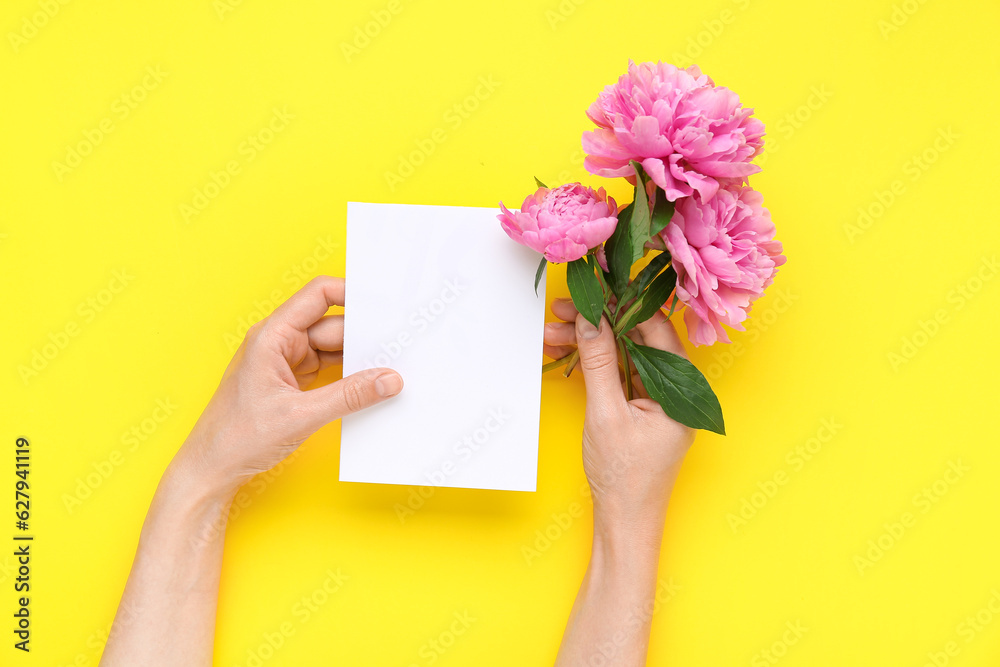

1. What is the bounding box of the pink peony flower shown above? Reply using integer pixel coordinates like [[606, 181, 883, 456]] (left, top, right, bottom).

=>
[[664, 185, 785, 346], [583, 61, 765, 203], [498, 183, 618, 263]]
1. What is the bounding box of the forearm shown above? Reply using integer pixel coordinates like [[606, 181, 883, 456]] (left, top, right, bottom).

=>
[[101, 452, 235, 666], [556, 506, 667, 666]]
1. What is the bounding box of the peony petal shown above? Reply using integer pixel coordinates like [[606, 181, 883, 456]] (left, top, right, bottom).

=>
[[643, 157, 691, 201], [568, 215, 619, 248], [692, 160, 761, 178], [584, 154, 633, 179], [617, 115, 672, 157], [543, 238, 589, 263], [682, 169, 720, 203], [582, 127, 634, 160], [595, 244, 609, 272]]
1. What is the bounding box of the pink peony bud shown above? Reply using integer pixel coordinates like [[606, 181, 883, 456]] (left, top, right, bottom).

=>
[[498, 183, 618, 263]]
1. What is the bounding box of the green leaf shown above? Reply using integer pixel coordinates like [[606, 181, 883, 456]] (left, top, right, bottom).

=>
[[615, 265, 677, 335], [534, 256, 547, 296], [534, 176, 548, 189], [625, 339, 726, 435], [619, 251, 671, 308], [649, 192, 675, 239], [665, 292, 680, 319], [566, 257, 604, 328], [627, 160, 652, 262], [603, 202, 633, 298]]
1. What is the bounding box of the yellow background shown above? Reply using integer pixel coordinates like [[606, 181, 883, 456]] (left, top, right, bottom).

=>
[[3, 0, 999, 664]]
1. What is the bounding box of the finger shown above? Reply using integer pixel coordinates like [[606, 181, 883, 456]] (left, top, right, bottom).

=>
[[296, 370, 318, 390], [293, 347, 321, 375], [544, 321, 577, 347], [318, 349, 343, 368], [575, 314, 626, 409], [544, 343, 575, 360], [634, 309, 688, 358], [630, 371, 649, 400], [625, 327, 646, 347], [295, 368, 404, 433], [269, 276, 345, 333], [551, 298, 579, 322], [307, 315, 345, 352], [295, 349, 349, 382]]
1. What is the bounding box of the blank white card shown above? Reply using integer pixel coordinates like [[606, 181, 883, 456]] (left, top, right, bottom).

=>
[[339, 202, 547, 492]]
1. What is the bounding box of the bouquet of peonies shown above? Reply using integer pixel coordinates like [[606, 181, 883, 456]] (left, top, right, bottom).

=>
[[498, 61, 786, 435]]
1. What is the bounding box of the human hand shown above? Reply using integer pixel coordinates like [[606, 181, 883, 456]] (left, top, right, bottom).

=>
[[171, 276, 403, 499], [543, 299, 695, 538]]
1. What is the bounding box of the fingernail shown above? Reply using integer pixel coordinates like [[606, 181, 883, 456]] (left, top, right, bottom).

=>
[[577, 316, 601, 339], [375, 372, 403, 397]]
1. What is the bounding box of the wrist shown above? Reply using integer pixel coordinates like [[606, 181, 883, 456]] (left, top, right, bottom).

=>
[[148, 441, 239, 529], [590, 490, 671, 551], [161, 457, 236, 505], [142, 459, 235, 552], [588, 457, 682, 549], [584, 515, 664, 605], [592, 503, 666, 564], [167, 429, 247, 503]]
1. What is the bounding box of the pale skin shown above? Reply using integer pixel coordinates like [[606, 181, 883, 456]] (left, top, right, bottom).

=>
[[101, 277, 694, 666], [546, 298, 694, 666]]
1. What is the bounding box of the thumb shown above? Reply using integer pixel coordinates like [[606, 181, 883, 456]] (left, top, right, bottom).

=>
[[575, 314, 625, 408], [297, 368, 403, 432]]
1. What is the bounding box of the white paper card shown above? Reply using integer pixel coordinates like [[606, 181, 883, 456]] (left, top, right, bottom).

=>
[[339, 202, 546, 492]]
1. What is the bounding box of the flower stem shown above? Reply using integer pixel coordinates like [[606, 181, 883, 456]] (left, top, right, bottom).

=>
[[542, 354, 573, 373], [542, 350, 581, 376], [617, 336, 633, 401], [612, 300, 641, 337], [562, 349, 580, 377]]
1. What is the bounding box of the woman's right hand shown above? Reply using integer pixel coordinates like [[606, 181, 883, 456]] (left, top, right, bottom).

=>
[[543, 299, 696, 539], [549, 298, 698, 666]]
